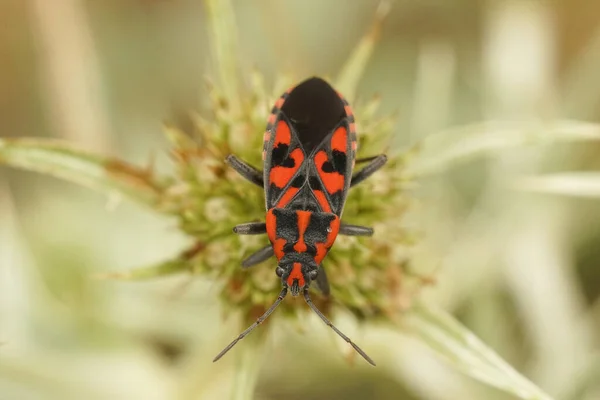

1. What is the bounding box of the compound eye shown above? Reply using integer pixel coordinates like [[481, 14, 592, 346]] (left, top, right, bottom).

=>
[[275, 267, 284, 277], [309, 270, 318, 280]]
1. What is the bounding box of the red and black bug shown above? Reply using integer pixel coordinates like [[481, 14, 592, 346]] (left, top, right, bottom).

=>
[[215, 77, 387, 366]]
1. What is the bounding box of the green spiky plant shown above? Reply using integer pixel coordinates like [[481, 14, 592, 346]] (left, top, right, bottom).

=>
[[4, 1, 600, 399]]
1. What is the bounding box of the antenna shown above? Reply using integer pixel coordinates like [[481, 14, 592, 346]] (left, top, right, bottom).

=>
[[303, 288, 376, 366], [213, 287, 288, 362]]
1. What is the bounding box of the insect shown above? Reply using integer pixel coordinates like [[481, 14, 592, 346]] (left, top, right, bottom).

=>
[[215, 77, 387, 366]]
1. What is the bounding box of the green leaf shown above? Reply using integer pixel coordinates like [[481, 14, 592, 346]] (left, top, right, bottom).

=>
[[335, 1, 390, 103], [0, 138, 165, 208], [405, 120, 600, 177], [406, 304, 554, 400], [514, 172, 600, 198]]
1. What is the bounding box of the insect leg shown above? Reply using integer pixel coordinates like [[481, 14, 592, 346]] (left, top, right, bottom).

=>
[[350, 154, 387, 187], [315, 266, 330, 296], [225, 154, 264, 187], [233, 222, 266, 235], [241, 245, 274, 268], [339, 223, 373, 237], [355, 156, 379, 164]]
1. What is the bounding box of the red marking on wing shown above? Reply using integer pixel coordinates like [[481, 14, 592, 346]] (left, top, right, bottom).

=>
[[274, 120, 291, 146], [349, 122, 356, 133], [313, 190, 332, 213], [276, 187, 299, 207], [314, 151, 345, 194], [266, 209, 277, 243], [266, 209, 285, 260], [269, 148, 304, 188], [315, 244, 328, 264], [331, 126, 348, 153], [314, 215, 340, 264], [293, 211, 311, 253], [272, 239, 286, 260], [268, 113, 276, 124], [263, 131, 271, 143], [287, 262, 305, 288]]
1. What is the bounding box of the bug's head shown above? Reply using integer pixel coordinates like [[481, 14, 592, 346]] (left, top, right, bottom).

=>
[[276, 257, 318, 296]]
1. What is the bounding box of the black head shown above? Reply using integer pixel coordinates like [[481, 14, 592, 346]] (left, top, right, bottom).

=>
[[276, 254, 318, 296], [281, 77, 345, 154]]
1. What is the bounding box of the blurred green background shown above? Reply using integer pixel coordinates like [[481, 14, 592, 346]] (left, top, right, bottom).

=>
[[2, 0, 600, 399]]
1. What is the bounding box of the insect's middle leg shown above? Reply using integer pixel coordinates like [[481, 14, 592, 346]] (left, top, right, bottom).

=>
[[350, 154, 387, 187], [233, 222, 266, 235], [233, 222, 272, 267], [225, 154, 264, 188]]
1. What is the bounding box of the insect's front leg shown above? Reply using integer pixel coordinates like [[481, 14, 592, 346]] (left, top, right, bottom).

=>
[[339, 223, 373, 236], [315, 266, 330, 296], [225, 154, 264, 187], [241, 245, 274, 268]]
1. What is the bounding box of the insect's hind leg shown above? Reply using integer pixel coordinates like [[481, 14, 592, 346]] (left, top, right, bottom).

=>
[[225, 154, 264, 188], [241, 245, 274, 268], [339, 223, 373, 237], [350, 154, 387, 188], [355, 156, 379, 164]]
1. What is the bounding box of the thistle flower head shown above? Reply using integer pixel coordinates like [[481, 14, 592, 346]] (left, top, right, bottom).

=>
[[163, 71, 418, 324], [133, 0, 424, 333]]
